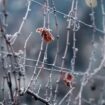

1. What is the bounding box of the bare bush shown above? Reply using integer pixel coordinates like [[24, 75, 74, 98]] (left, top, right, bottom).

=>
[[0, 0, 105, 105]]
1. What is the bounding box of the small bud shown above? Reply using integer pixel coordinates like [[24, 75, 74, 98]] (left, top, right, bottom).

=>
[[62, 72, 74, 87], [6, 34, 12, 41], [18, 50, 24, 55], [75, 48, 78, 52]]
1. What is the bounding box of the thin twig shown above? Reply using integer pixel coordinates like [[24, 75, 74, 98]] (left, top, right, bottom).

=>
[[32, 0, 105, 34], [58, 87, 75, 105], [12, 0, 32, 45], [25, 89, 50, 105]]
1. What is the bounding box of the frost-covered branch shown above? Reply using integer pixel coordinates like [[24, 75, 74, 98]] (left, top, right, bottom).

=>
[[11, 0, 32, 45]]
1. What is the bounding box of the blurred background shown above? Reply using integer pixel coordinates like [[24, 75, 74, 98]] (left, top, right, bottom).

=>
[[0, 0, 105, 105]]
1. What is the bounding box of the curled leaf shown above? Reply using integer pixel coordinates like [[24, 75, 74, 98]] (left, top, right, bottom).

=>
[[36, 27, 54, 43]]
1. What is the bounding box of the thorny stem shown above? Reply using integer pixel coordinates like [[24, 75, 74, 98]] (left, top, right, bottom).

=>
[[58, 87, 75, 105], [0, 0, 22, 104], [32, 0, 105, 34], [4, 34, 21, 103], [53, 0, 75, 104], [1, 27, 15, 105], [0, 13, 15, 105], [12, 0, 32, 45], [33, 44, 48, 86], [43, 0, 51, 100], [98, 1, 105, 104], [75, 2, 97, 105], [45, 0, 60, 103], [71, 0, 79, 72], [23, 32, 32, 90], [26, 0, 48, 92], [0, 2, 8, 104], [25, 43, 48, 100], [1, 12, 21, 100], [26, 39, 44, 92], [51, 0, 59, 66]]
